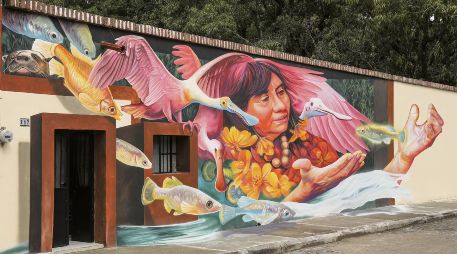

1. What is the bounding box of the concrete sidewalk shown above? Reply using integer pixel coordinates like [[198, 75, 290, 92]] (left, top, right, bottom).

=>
[[80, 199, 457, 254]]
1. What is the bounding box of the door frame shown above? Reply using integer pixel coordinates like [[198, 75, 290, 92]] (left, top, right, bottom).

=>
[[29, 113, 116, 253]]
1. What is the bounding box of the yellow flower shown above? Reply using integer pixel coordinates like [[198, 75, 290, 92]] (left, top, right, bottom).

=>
[[256, 137, 274, 157], [290, 119, 309, 143], [239, 162, 280, 200], [230, 150, 252, 187], [221, 126, 258, 151]]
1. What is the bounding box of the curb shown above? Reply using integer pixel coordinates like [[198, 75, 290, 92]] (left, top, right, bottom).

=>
[[227, 209, 457, 254]]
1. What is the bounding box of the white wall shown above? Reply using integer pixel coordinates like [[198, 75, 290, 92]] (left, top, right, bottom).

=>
[[0, 90, 130, 250], [394, 82, 457, 204]]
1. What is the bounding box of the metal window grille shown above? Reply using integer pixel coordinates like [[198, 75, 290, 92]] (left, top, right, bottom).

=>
[[153, 135, 177, 173]]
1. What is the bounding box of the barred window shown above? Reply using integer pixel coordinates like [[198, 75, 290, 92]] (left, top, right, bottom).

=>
[[153, 135, 190, 173]]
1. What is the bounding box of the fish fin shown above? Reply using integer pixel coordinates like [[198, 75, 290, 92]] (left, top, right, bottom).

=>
[[219, 205, 237, 225], [173, 210, 183, 216], [237, 196, 256, 208], [141, 177, 158, 205], [70, 43, 94, 67], [399, 131, 405, 143], [164, 200, 172, 214], [242, 215, 254, 223], [260, 214, 279, 225], [31, 39, 55, 59], [48, 58, 64, 77], [163, 176, 183, 188], [383, 138, 391, 145], [78, 93, 98, 107], [180, 201, 198, 215]]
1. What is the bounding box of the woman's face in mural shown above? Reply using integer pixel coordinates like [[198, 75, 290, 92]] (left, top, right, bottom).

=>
[[246, 73, 290, 141]]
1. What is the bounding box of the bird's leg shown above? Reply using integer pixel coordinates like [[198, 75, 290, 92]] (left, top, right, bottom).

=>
[[182, 121, 200, 134]]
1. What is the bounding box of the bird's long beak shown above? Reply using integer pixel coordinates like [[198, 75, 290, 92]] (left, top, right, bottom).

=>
[[214, 147, 227, 192], [317, 104, 352, 121], [227, 101, 259, 126]]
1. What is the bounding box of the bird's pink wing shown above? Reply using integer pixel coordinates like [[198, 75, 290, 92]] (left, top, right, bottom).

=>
[[172, 45, 202, 79], [192, 53, 251, 97], [305, 85, 370, 153], [89, 35, 181, 106], [259, 59, 369, 153]]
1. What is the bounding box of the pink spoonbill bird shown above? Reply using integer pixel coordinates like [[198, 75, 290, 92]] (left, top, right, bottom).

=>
[[88, 35, 258, 127]]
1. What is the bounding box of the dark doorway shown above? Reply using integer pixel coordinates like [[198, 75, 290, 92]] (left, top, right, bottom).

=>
[[53, 130, 95, 248]]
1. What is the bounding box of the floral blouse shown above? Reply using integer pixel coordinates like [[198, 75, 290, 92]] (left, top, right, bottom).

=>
[[220, 120, 339, 200]]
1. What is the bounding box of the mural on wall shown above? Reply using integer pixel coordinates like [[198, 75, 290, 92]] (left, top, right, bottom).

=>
[[2, 9, 445, 246]]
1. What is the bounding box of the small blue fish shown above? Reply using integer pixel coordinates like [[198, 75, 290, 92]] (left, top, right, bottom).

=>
[[58, 19, 96, 58], [219, 196, 295, 225], [2, 9, 63, 43]]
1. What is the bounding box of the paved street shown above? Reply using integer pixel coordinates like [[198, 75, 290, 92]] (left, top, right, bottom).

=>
[[58, 200, 457, 254], [289, 216, 457, 254]]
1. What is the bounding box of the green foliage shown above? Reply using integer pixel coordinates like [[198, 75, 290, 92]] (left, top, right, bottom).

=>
[[327, 79, 375, 121]]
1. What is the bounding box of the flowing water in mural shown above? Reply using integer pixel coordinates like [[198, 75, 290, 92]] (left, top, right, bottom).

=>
[[117, 170, 409, 246]]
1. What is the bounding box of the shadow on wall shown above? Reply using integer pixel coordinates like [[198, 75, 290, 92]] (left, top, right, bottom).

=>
[[18, 142, 30, 242]]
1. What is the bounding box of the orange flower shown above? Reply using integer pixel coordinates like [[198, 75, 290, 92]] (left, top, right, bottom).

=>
[[264, 174, 295, 198], [309, 138, 339, 167], [290, 119, 309, 143], [239, 162, 280, 200], [256, 137, 274, 157], [230, 149, 252, 186], [221, 126, 258, 151]]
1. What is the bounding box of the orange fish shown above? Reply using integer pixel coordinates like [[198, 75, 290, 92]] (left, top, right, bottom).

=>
[[32, 40, 122, 120]]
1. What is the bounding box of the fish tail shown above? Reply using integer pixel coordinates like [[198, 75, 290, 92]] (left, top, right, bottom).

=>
[[49, 58, 64, 77], [31, 39, 56, 59], [141, 177, 158, 205], [219, 205, 238, 225]]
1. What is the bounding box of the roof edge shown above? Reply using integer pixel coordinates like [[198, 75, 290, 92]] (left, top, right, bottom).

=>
[[3, 0, 457, 93]]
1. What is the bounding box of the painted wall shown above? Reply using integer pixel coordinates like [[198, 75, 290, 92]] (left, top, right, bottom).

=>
[[394, 82, 457, 203], [0, 91, 130, 250], [0, 6, 452, 251]]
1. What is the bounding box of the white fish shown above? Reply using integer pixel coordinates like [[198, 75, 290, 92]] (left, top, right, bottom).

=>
[[219, 196, 295, 225], [116, 138, 152, 169], [142, 176, 222, 216], [2, 9, 63, 43], [58, 19, 96, 58]]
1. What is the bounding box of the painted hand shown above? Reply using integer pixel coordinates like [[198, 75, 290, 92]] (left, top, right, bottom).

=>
[[399, 104, 444, 163], [283, 151, 365, 202]]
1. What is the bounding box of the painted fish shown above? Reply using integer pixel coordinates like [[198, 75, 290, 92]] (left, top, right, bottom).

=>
[[58, 19, 96, 58], [2, 9, 63, 43], [116, 138, 152, 169], [356, 124, 405, 145], [219, 196, 296, 225], [142, 176, 222, 216], [31, 39, 122, 120], [2, 50, 51, 77]]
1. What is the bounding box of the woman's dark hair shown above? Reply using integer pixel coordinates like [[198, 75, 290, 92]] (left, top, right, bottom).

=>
[[223, 60, 300, 137]]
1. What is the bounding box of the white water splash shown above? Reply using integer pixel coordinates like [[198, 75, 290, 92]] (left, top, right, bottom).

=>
[[283, 170, 411, 218]]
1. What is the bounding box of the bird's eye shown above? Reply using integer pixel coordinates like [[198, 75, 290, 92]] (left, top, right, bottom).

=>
[[206, 200, 213, 209], [84, 49, 89, 55], [50, 32, 57, 39], [142, 160, 148, 166], [108, 106, 115, 114], [310, 102, 314, 106]]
